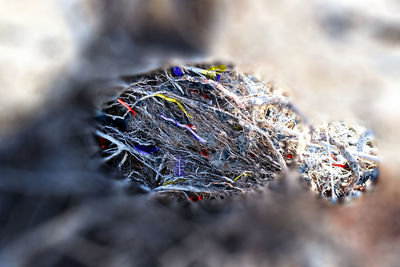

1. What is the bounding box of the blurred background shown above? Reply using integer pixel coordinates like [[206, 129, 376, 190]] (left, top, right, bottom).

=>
[[1, 0, 400, 169], [0, 0, 399, 266]]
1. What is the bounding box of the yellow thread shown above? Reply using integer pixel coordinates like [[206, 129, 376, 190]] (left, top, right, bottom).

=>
[[234, 172, 251, 181], [201, 65, 226, 79], [163, 180, 175, 186], [154, 94, 193, 118], [200, 70, 215, 78], [209, 65, 226, 72], [163, 178, 188, 186], [232, 124, 243, 131]]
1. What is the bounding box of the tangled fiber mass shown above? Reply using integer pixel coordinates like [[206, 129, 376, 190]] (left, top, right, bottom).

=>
[[95, 63, 379, 201]]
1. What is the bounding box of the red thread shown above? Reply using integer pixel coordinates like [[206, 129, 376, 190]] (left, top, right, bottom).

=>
[[190, 194, 203, 202], [191, 89, 209, 99], [117, 99, 136, 116], [200, 149, 209, 157], [187, 124, 197, 131], [98, 137, 107, 149], [332, 163, 350, 170], [286, 154, 293, 159]]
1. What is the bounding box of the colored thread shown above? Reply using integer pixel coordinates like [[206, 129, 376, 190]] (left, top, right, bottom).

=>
[[190, 194, 203, 202], [201, 65, 226, 79], [190, 89, 210, 100], [209, 65, 227, 72], [134, 144, 159, 154], [215, 83, 244, 108], [332, 163, 350, 170], [164, 178, 188, 186], [117, 99, 136, 116], [98, 137, 107, 149], [159, 114, 206, 143], [154, 94, 193, 118], [174, 155, 185, 177], [232, 124, 243, 131], [234, 172, 251, 181], [163, 178, 188, 186], [187, 124, 197, 131], [172, 66, 184, 76], [200, 79, 244, 108], [200, 149, 209, 157], [286, 154, 293, 159]]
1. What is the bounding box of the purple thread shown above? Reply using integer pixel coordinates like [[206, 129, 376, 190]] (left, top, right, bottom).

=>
[[159, 114, 207, 143], [174, 155, 185, 177], [191, 132, 201, 142]]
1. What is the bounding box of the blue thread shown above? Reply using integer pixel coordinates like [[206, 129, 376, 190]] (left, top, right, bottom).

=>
[[172, 67, 184, 76], [134, 144, 159, 154]]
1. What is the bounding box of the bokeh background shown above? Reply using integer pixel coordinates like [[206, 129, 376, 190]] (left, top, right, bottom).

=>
[[0, 1, 399, 266], [1, 0, 399, 169]]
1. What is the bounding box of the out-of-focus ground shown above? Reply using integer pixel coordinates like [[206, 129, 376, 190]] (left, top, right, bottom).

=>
[[1, 0, 400, 266]]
